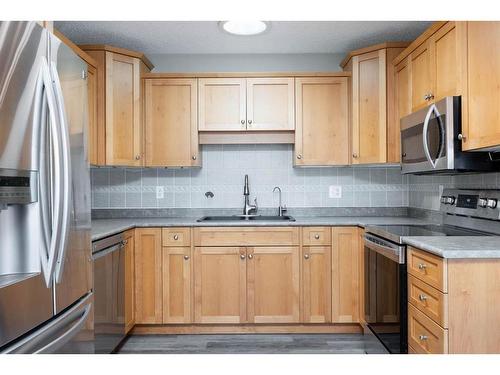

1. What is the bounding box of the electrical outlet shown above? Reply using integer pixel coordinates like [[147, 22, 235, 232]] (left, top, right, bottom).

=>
[[156, 186, 164, 199], [439, 185, 444, 197], [329, 185, 342, 199]]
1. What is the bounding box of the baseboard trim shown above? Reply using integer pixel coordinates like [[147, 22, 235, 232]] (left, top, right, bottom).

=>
[[131, 323, 362, 335]]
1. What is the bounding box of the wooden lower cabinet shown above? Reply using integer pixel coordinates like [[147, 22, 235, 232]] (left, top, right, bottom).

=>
[[331, 227, 359, 323], [247, 246, 300, 323], [193, 247, 247, 323], [134, 228, 162, 324], [124, 230, 135, 333], [302, 246, 332, 323], [162, 247, 192, 323]]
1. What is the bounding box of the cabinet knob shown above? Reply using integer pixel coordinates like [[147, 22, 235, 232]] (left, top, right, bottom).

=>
[[183, 255, 190, 260], [352, 153, 358, 158], [241, 120, 245, 125], [428, 93, 434, 100], [304, 254, 310, 260], [248, 254, 253, 259], [122, 240, 128, 245], [457, 133, 466, 141], [173, 235, 179, 240], [314, 234, 320, 240], [135, 155, 141, 160], [418, 294, 428, 301], [248, 120, 252, 125], [240, 254, 246, 260], [419, 335, 428, 341], [418, 263, 427, 270], [192, 155, 197, 160], [296, 154, 302, 160]]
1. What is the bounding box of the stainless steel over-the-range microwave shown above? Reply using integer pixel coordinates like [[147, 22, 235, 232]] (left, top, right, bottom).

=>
[[400, 96, 499, 174]]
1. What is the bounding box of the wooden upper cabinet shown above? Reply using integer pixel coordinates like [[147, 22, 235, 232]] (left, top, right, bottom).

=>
[[302, 245, 332, 323], [395, 57, 411, 122], [410, 41, 433, 112], [198, 78, 246, 131], [162, 246, 192, 324], [86, 65, 100, 165], [331, 227, 359, 323], [246, 246, 300, 324], [461, 22, 500, 151], [134, 228, 162, 324], [294, 77, 349, 166], [194, 247, 247, 324], [144, 78, 200, 167], [124, 229, 135, 333], [80, 45, 153, 166], [246, 78, 295, 131]]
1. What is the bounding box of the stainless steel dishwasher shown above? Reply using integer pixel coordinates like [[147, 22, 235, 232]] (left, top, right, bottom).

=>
[[92, 233, 126, 353]]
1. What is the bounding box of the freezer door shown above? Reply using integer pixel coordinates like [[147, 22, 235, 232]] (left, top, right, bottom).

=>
[[0, 21, 47, 171], [47, 33, 92, 313], [1, 292, 93, 354]]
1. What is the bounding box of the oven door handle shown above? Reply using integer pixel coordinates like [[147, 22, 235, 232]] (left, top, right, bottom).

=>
[[364, 233, 405, 264], [422, 103, 440, 169]]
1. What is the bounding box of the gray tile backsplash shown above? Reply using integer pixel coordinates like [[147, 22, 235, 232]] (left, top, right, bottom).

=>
[[91, 144, 409, 209]]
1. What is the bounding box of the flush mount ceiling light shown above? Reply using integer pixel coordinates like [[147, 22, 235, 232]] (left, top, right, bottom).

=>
[[219, 21, 270, 36]]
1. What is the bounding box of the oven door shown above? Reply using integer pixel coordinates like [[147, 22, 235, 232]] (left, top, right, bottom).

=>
[[401, 97, 455, 174], [363, 233, 407, 354]]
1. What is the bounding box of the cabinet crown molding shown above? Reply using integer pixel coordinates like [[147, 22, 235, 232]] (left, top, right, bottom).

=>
[[79, 44, 154, 70], [340, 41, 410, 68], [142, 72, 351, 79]]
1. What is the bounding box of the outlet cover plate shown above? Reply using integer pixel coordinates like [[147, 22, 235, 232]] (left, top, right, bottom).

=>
[[156, 186, 164, 199], [329, 185, 342, 199]]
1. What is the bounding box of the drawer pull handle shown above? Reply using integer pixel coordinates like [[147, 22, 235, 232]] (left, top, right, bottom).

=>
[[314, 234, 320, 240], [419, 335, 428, 341], [173, 235, 179, 240], [418, 263, 427, 270], [419, 294, 428, 301], [183, 255, 190, 260]]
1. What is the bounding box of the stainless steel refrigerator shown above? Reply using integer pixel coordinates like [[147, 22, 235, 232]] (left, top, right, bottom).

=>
[[0, 21, 93, 353]]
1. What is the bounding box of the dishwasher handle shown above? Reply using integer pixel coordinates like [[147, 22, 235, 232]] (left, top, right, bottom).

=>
[[92, 241, 124, 260], [364, 233, 406, 264]]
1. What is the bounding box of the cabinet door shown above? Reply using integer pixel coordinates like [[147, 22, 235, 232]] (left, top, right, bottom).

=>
[[302, 246, 332, 323], [246, 77, 295, 131], [162, 247, 192, 323], [395, 57, 411, 122], [124, 230, 135, 333], [87, 64, 100, 165], [462, 22, 500, 151], [134, 228, 162, 324], [331, 227, 359, 323], [351, 50, 387, 164], [247, 246, 300, 323], [430, 22, 462, 102], [105, 52, 142, 166], [144, 78, 199, 167], [295, 77, 349, 166], [198, 78, 246, 131], [194, 247, 247, 323], [410, 42, 434, 112]]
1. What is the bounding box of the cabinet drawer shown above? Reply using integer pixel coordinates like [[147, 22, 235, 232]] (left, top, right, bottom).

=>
[[162, 228, 191, 247], [408, 275, 448, 328], [194, 227, 299, 247], [302, 227, 331, 245], [407, 247, 447, 292], [408, 304, 448, 354]]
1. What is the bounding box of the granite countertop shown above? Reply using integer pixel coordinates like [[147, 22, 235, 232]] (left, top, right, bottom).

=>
[[402, 236, 500, 259], [91, 216, 428, 241]]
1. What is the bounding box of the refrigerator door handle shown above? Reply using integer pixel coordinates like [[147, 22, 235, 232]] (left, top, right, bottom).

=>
[[39, 57, 64, 287], [49, 61, 72, 284]]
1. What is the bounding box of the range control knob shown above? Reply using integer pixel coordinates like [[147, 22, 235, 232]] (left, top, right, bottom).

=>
[[442, 196, 456, 205], [478, 198, 488, 208], [487, 198, 498, 209]]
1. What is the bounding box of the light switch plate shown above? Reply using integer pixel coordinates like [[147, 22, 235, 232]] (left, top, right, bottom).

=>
[[156, 186, 164, 199], [329, 185, 342, 199]]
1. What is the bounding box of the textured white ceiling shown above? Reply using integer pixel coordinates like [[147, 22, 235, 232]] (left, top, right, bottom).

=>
[[55, 21, 432, 54]]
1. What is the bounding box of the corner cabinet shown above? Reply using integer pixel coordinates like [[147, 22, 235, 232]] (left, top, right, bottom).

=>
[[294, 76, 350, 166], [198, 77, 295, 131], [144, 78, 200, 167], [342, 43, 408, 164], [80, 45, 153, 166]]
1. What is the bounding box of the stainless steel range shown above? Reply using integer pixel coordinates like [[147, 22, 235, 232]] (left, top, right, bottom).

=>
[[363, 188, 500, 354]]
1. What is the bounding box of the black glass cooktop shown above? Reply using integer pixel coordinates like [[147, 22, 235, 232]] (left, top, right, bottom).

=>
[[366, 224, 490, 244]]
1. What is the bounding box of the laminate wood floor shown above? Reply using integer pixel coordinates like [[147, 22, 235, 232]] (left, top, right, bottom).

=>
[[117, 333, 388, 354]]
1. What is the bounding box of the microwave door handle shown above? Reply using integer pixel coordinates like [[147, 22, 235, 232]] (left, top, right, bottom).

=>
[[422, 103, 438, 169], [50, 62, 72, 284], [39, 58, 63, 287]]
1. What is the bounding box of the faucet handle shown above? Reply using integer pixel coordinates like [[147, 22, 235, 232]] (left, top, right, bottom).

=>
[[253, 197, 258, 208]]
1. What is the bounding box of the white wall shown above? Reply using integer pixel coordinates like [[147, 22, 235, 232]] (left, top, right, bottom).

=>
[[149, 53, 344, 72]]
